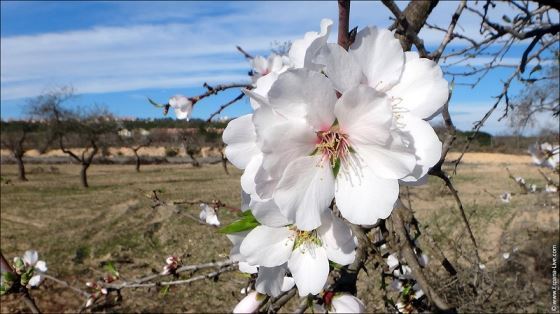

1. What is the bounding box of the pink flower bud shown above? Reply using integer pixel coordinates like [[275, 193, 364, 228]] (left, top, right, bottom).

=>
[[86, 298, 94, 308]]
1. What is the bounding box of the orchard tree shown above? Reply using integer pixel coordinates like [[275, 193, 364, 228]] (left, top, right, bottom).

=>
[[29, 89, 117, 188], [0, 121, 42, 181]]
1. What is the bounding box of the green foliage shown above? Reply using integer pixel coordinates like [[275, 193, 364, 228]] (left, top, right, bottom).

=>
[[165, 147, 179, 157], [218, 211, 260, 234]]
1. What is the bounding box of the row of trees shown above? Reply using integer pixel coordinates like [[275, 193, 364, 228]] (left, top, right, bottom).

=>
[[0, 89, 226, 187]]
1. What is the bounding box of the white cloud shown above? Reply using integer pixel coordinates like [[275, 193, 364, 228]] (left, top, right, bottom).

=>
[[0, 1, 547, 103]]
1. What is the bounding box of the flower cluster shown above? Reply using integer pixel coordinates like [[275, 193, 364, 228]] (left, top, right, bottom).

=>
[[223, 18, 448, 305], [529, 142, 559, 170], [199, 203, 221, 227], [161, 256, 183, 275]]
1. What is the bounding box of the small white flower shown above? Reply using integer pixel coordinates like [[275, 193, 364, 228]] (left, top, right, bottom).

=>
[[386, 253, 400, 271], [478, 263, 486, 270], [250, 54, 288, 82], [233, 291, 265, 314], [545, 184, 558, 193], [330, 294, 366, 313], [417, 253, 429, 267], [85, 298, 95, 308], [22, 250, 47, 288], [530, 184, 537, 193], [529, 142, 560, 169], [502, 252, 510, 260], [169, 95, 193, 121], [393, 265, 413, 280], [515, 176, 525, 185], [500, 192, 511, 203], [240, 211, 356, 296], [199, 203, 220, 226]]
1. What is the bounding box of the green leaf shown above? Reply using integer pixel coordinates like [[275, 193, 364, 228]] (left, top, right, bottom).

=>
[[103, 262, 120, 277], [219, 211, 260, 234], [147, 97, 166, 108], [332, 158, 341, 178], [159, 285, 170, 297], [329, 261, 342, 270]]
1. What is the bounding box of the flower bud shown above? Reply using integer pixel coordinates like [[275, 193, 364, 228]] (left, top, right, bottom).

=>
[[233, 291, 264, 314]]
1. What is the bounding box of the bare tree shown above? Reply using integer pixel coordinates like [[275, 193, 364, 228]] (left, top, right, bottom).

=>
[[29, 89, 117, 188], [178, 128, 201, 167], [0, 121, 41, 181], [118, 129, 153, 172]]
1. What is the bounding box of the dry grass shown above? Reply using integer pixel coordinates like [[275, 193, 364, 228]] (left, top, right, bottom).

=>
[[0, 153, 558, 313]]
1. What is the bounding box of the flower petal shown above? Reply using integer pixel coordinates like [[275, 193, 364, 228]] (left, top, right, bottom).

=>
[[34, 260, 47, 273], [399, 116, 442, 183], [255, 264, 288, 297], [331, 294, 366, 313], [289, 18, 333, 69], [352, 137, 416, 179], [349, 26, 404, 92], [169, 95, 193, 121], [317, 212, 356, 265], [223, 114, 260, 169], [268, 69, 337, 131], [259, 119, 317, 178], [28, 275, 43, 287], [233, 291, 264, 314], [23, 250, 38, 266], [313, 43, 362, 93], [388, 51, 449, 120], [288, 242, 329, 296], [241, 154, 262, 196], [240, 226, 294, 267], [335, 157, 399, 224], [226, 231, 251, 262], [274, 156, 335, 231], [281, 276, 295, 292], [239, 262, 259, 274], [250, 197, 292, 227], [334, 85, 392, 148]]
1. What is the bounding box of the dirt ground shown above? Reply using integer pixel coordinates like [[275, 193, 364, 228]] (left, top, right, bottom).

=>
[[0, 153, 558, 313]]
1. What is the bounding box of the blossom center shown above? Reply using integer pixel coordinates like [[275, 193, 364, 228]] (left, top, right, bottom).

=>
[[316, 127, 350, 168], [289, 227, 322, 249]]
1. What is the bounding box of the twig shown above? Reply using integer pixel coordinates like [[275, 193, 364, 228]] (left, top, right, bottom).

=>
[[105, 259, 237, 290], [430, 168, 481, 265], [236, 46, 254, 59], [106, 266, 237, 289], [43, 274, 90, 298], [430, 1, 467, 62], [337, 0, 351, 50], [190, 82, 251, 105], [391, 205, 455, 312], [206, 93, 245, 123]]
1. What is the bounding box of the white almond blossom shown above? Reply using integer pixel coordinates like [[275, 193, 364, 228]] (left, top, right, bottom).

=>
[[529, 142, 560, 169], [233, 291, 265, 314], [240, 70, 414, 230], [250, 54, 289, 82], [330, 294, 366, 313], [313, 26, 448, 184], [545, 184, 558, 193], [169, 95, 193, 121], [239, 211, 357, 296], [21, 250, 47, 287], [500, 192, 511, 203], [199, 203, 220, 226]]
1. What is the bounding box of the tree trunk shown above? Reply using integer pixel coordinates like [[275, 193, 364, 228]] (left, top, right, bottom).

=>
[[15, 154, 27, 181], [189, 153, 200, 167], [80, 163, 90, 188], [134, 151, 141, 172]]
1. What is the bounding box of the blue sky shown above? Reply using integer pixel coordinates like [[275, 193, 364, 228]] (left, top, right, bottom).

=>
[[1, 1, 557, 134]]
